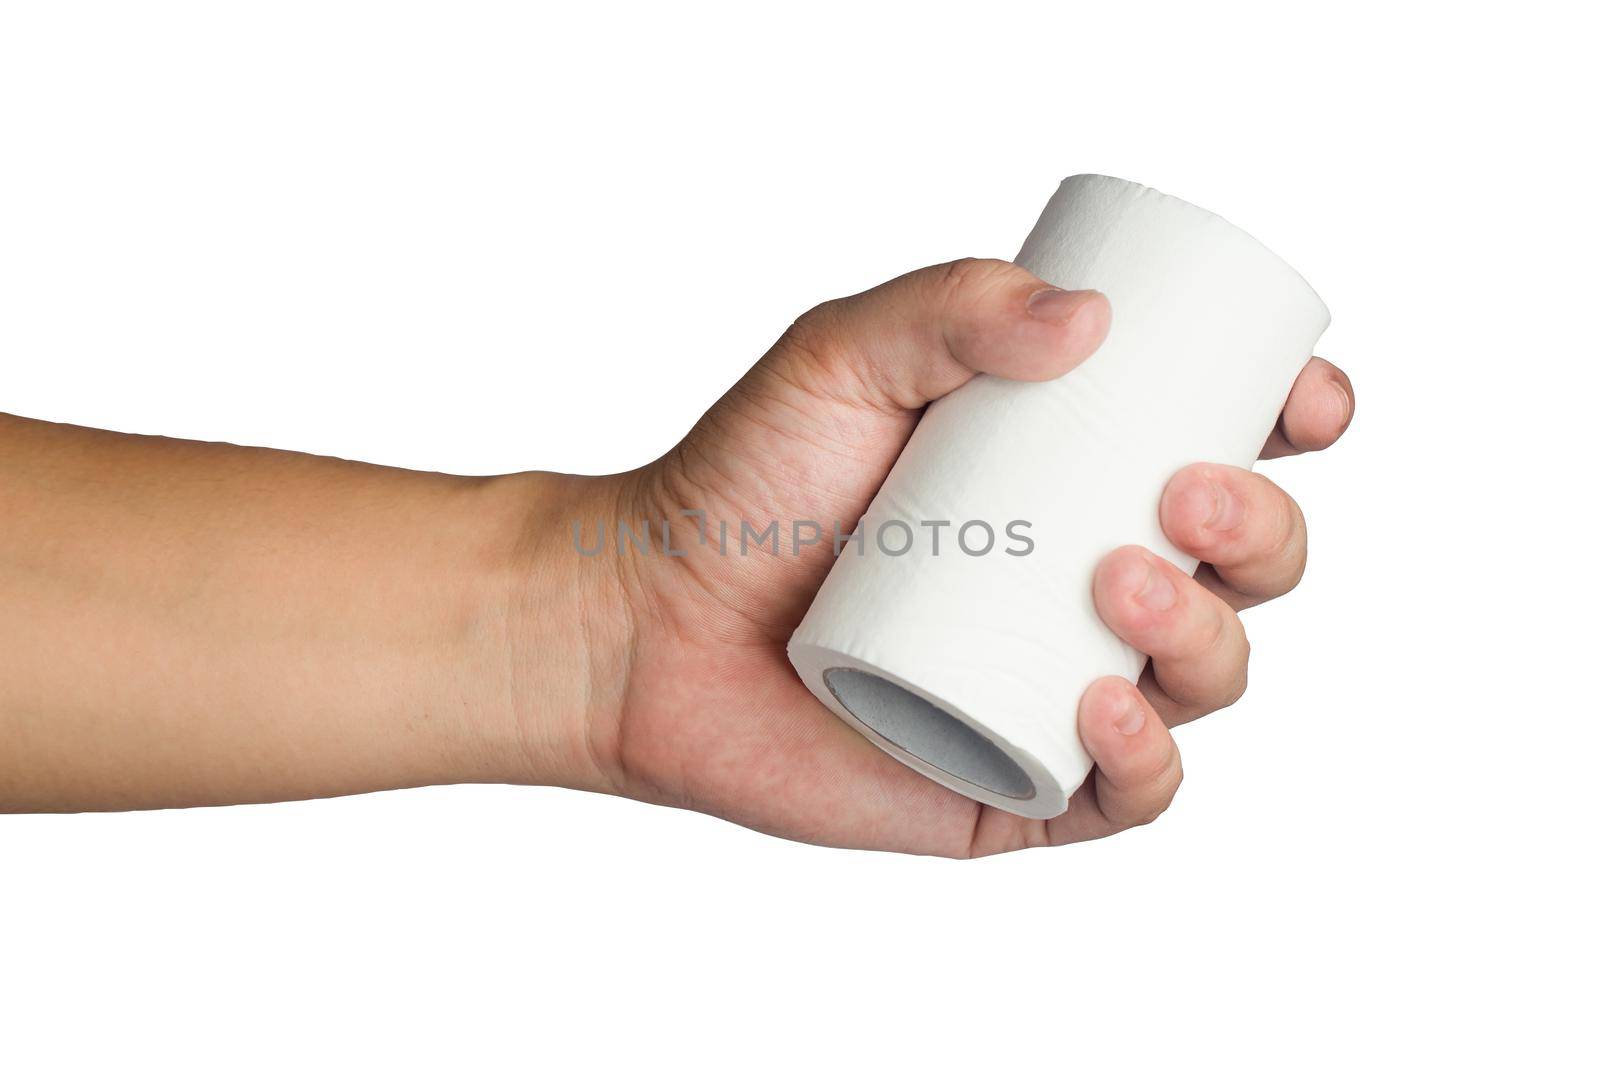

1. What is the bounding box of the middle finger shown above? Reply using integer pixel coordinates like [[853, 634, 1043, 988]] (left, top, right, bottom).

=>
[[1093, 546, 1250, 723]]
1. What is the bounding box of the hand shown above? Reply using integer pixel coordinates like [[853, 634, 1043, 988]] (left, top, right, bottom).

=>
[[551, 259, 1354, 856], [0, 258, 1350, 832]]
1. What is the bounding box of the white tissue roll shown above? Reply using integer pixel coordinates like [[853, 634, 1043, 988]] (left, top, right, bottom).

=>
[[786, 175, 1330, 819]]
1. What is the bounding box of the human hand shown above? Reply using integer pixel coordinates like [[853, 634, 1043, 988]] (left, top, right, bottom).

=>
[[541, 259, 1353, 856]]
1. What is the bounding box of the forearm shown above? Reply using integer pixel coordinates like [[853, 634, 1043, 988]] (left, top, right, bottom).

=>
[[0, 413, 612, 811]]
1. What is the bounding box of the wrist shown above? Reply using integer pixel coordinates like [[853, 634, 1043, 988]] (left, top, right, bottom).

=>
[[476, 470, 636, 794]]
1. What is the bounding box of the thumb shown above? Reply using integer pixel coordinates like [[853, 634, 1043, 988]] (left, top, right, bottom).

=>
[[770, 257, 1109, 413]]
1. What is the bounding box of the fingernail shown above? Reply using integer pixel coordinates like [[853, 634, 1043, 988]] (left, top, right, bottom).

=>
[[1330, 372, 1354, 431], [1203, 478, 1245, 532], [1026, 287, 1094, 323], [1134, 558, 1178, 612], [1113, 693, 1146, 736]]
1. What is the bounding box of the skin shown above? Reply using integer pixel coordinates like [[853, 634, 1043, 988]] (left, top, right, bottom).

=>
[[0, 258, 1353, 857]]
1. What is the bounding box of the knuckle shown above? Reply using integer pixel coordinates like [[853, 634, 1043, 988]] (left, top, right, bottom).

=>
[[781, 301, 851, 371], [1196, 600, 1231, 657], [929, 256, 1021, 308], [1275, 505, 1308, 589], [1218, 650, 1249, 709], [1129, 796, 1170, 828], [787, 299, 842, 347], [1240, 477, 1306, 584], [1121, 754, 1183, 829], [1142, 758, 1185, 825], [1204, 617, 1249, 708]]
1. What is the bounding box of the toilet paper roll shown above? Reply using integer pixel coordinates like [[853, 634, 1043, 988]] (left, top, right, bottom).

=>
[[787, 174, 1330, 819]]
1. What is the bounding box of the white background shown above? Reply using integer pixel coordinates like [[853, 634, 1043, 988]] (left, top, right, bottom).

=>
[[3, 2, 1595, 1063]]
